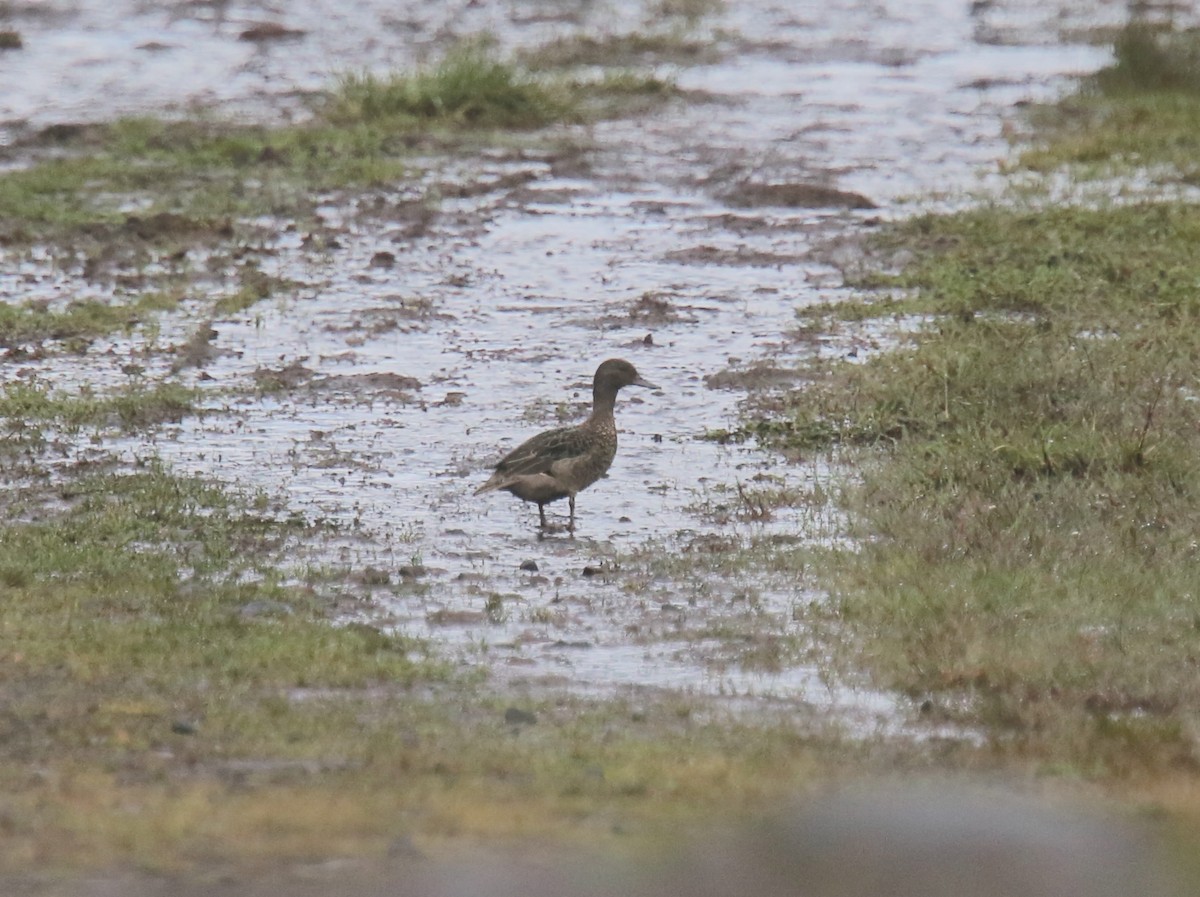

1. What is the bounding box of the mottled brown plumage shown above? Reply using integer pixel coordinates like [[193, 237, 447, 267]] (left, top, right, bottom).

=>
[[476, 359, 657, 532]]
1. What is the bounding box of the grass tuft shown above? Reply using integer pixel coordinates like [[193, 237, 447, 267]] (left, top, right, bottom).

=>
[[0, 292, 179, 348], [1096, 23, 1200, 95], [330, 44, 571, 128], [0, 380, 198, 433]]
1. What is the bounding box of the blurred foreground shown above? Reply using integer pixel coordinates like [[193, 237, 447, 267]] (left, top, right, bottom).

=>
[[37, 785, 1185, 897]]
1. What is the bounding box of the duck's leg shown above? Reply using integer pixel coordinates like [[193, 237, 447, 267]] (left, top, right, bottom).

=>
[[537, 502, 548, 529], [567, 495, 576, 533]]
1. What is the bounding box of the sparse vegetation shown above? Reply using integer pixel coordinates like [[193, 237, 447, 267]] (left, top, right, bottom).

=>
[[1097, 23, 1200, 94], [0, 291, 179, 347], [0, 463, 852, 872], [1020, 23, 1200, 178], [738, 24, 1200, 779], [330, 43, 572, 128], [0, 41, 676, 249], [332, 42, 679, 126], [0, 379, 198, 433], [0, 116, 410, 240], [651, 0, 725, 25]]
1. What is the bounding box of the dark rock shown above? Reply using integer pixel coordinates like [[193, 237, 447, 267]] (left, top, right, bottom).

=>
[[313, 372, 422, 396], [504, 707, 537, 726], [239, 22, 307, 41], [427, 609, 486, 626], [359, 567, 391, 586], [519, 560, 539, 572], [721, 180, 877, 210], [253, 360, 315, 391], [36, 123, 93, 143]]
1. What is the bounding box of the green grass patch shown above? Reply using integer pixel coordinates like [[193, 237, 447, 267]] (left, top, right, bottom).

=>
[[211, 261, 299, 316], [330, 42, 679, 127], [0, 466, 438, 869], [734, 27, 1200, 777], [0, 466, 852, 874], [758, 202, 1200, 764], [2, 41, 676, 249], [753, 200, 1200, 452], [0, 291, 179, 347], [0, 379, 198, 434], [0, 465, 440, 695], [1096, 23, 1200, 94], [1019, 24, 1200, 179], [0, 117, 411, 238], [329, 43, 572, 128], [651, 0, 726, 25]]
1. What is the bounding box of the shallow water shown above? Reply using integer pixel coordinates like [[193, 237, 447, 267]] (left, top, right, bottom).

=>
[[1, 0, 1121, 729]]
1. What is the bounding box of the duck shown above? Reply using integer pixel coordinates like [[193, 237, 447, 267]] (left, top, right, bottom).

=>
[[475, 359, 657, 532]]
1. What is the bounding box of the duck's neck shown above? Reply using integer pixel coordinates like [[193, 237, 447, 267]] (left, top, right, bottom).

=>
[[589, 387, 617, 422]]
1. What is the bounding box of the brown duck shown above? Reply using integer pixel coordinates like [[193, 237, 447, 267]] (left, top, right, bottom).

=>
[[475, 359, 657, 532]]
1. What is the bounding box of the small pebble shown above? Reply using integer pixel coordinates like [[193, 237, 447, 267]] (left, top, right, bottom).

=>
[[519, 559, 539, 572]]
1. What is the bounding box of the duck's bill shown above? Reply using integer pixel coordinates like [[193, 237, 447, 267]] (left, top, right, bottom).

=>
[[632, 376, 659, 389]]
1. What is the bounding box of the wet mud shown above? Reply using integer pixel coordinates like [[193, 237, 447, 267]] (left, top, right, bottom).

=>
[[0, 1, 1119, 725]]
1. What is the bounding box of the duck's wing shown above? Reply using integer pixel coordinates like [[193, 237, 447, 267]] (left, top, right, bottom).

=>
[[493, 425, 591, 478]]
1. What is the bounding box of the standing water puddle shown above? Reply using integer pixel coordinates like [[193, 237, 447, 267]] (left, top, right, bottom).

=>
[[1, 1, 1119, 730]]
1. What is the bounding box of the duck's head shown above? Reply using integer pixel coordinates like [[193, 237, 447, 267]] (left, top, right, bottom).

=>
[[594, 358, 658, 393]]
